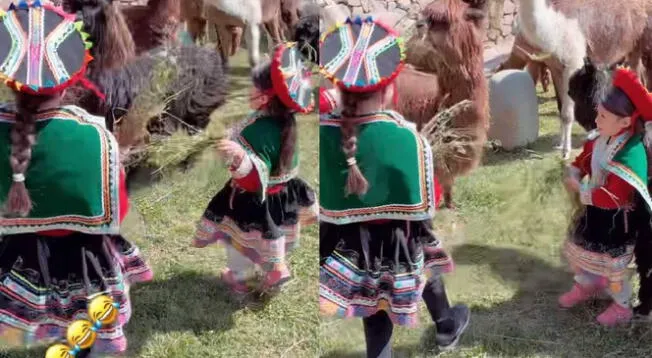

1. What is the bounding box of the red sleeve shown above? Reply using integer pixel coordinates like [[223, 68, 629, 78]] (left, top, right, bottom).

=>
[[232, 166, 261, 191], [582, 173, 636, 209], [434, 176, 442, 208], [119, 168, 129, 223], [571, 139, 595, 178], [320, 88, 337, 113]]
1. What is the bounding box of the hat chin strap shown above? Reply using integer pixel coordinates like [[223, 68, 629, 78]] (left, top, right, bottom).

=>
[[78, 77, 106, 102]]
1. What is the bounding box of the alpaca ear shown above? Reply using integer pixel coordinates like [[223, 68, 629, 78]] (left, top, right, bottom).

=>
[[463, 0, 488, 11], [463, 0, 488, 24], [464, 8, 486, 23]]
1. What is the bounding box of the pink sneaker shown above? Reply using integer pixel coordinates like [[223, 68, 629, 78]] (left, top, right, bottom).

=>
[[559, 283, 600, 308], [220, 269, 250, 294], [260, 269, 292, 292], [596, 303, 632, 327]]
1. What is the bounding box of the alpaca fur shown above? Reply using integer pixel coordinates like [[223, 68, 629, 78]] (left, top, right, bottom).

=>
[[292, 1, 319, 63], [64, 0, 228, 137], [119, 0, 181, 54], [397, 0, 489, 209], [516, 0, 648, 159], [94, 46, 229, 136]]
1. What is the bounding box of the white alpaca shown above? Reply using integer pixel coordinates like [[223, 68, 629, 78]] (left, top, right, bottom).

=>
[[516, 0, 587, 159], [203, 0, 263, 67], [516, 0, 648, 159]]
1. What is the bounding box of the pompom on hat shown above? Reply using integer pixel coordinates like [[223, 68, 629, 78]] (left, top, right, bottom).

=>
[[270, 41, 315, 114], [0, 1, 104, 99], [319, 15, 405, 92]]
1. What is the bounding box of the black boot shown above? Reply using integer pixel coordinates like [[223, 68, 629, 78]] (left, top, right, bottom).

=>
[[434, 304, 471, 350], [422, 277, 471, 350]]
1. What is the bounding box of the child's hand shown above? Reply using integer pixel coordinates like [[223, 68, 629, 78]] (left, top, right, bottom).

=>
[[564, 177, 581, 193], [217, 139, 245, 167]]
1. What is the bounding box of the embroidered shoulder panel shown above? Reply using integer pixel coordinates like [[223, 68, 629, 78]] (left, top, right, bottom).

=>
[[0, 105, 120, 235], [319, 110, 436, 224]]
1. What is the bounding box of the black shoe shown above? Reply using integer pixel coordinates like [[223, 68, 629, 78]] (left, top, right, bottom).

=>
[[435, 304, 470, 351], [634, 304, 652, 320]]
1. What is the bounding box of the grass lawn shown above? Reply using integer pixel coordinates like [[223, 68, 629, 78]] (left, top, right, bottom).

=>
[[318, 86, 652, 357], [0, 51, 319, 357]]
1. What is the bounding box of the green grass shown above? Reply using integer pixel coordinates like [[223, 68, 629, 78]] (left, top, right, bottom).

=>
[[318, 87, 652, 357], [1, 51, 319, 357], [4, 50, 652, 358]]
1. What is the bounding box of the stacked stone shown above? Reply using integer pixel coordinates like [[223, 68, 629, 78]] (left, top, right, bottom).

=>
[[317, 0, 519, 47]]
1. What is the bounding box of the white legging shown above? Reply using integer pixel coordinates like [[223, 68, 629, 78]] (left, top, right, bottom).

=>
[[226, 246, 255, 281]]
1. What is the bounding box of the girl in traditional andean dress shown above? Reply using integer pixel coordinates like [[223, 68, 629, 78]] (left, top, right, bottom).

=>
[[319, 16, 470, 357], [561, 66, 652, 326], [0, 1, 152, 355], [193, 42, 318, 294]]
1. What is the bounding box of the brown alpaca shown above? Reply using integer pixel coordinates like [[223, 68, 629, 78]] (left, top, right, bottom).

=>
[[396, 0, 489, 209], [515, 0, 648, 159], [495, 33, 552, 93], [119, 0, 181, 54]]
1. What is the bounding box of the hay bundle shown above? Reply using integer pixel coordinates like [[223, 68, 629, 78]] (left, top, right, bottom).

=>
[[419, 99, 480, 176]]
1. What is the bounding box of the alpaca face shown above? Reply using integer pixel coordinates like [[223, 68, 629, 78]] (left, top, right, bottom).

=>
[[417, 0, 487, 67]]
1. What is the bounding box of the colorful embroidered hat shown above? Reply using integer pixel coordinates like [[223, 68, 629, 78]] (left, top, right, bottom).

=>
[[0, 1, 100, 97], [608, 67, 652, 121], [271, 42, 315, 114], [319, 16, 405, 92]]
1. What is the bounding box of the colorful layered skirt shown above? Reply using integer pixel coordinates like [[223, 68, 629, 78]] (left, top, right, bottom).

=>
[[564, 205, 637, 283], [0, 233, 153, 354], [194, 178, 318, 275], [319, 219, 453, 327]]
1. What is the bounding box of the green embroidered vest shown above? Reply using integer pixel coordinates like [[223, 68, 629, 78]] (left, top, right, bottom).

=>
[[231, 111, 299, 201], [601, 131, 652, 211], [0, 105, 120, 235], [319, 110, 436, 224]]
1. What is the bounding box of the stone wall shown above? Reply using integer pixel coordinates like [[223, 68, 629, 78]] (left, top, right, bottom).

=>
[[318, 0, 518, 47]]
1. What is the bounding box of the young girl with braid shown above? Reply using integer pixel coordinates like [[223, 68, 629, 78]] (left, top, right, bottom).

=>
[[561, 66, 652, 326], [319, 17, 469, 357], [192, 42, 318, 294], [0, 2, 152, 355]]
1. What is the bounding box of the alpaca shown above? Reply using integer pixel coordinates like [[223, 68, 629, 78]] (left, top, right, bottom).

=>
[[494, 33, 553, 94], [119, 0, 181, 54], [568, 57, 628, 132], [182, 0, 297, 67], [397, 0, 489, 209], [63, 0, 228, 141], [515, 0, 648, 159], [292, 1, 319, 62]]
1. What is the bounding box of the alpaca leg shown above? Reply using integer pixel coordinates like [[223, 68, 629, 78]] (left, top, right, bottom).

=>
[[440, 175, 456, 210], [558, 71, 575, 160], [246, 24, 261, 67], [215, 25, 230, 66], [549, 67, 569, 153], [230, 26, 243, 57]]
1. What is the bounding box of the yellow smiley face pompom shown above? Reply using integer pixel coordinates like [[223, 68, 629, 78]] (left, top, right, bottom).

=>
[[88, 294, 118, 326], [44, 344, 73, 358], [66, 320, 96, 349]]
